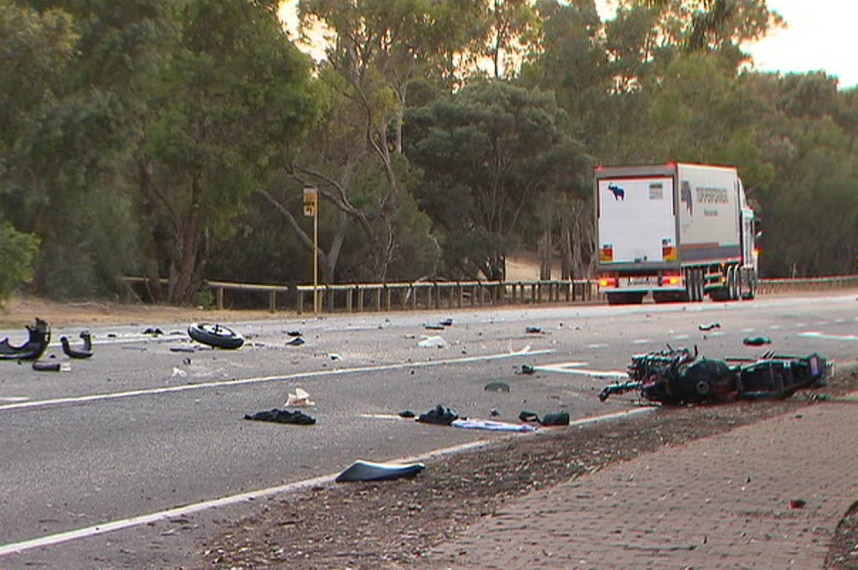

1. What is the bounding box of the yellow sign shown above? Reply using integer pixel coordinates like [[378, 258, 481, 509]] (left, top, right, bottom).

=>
[[303, 187, 317, 216]]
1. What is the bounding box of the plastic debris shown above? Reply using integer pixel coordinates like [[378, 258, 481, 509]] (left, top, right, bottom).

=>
[[286, 387, 315, 407], [61, 331, 93, 359], [525, 326, 544, 334], [417, 335, 448, 348], [286, 337, 305, 346], [451, 419, 536, 432], [0, 318, 50, 361], [484, 381, 510, 392], [335, 459, 425, 483], [698, 322, 721, 331]]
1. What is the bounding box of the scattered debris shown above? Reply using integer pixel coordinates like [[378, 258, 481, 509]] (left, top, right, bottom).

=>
[[490, 408, 500, 417], [32, 361, 64, 372], [517, 410, 569, 426], [525, 326, 544, 334], [519, 364, 536, 375], [0, 318, 50, 361], [244, 409, 316, 425], [335, 459, 425, 483], [60, 331, 93, 359], [188, 323, 244, 350], [698, 322, 721, 331], [599, 345, 830, 405], [743, 336, 772, 346], [285, 337, 305, 346], [143, 327, 164, 336], [417, 405, 460, 425], [417, 335, 447, 349], [484, 381, 510, 392], [439, 318, 454, 327], [423, 323, 445, 330], [169, 346, 197, 353], [172, 367, 187, 378], [398, 410, 416, 419], [328, 353, 341, 360], [789, 499, 807, 509], [540, 412, 570, 426], [285, 330, 303, 337], [451, 418, 536, 432], [285, 387, 315, 407]]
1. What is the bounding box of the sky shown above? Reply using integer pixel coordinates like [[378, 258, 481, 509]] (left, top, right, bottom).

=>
[[746, 0, 857, 90]]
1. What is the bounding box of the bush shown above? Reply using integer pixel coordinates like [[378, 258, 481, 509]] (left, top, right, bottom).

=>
[[0, 223, 40, 307]]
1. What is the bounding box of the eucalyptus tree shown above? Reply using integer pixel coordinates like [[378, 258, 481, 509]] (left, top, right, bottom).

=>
[[405, 80, 590, 280], [141, 0, 318, 304], [263, 0, 482, 283]]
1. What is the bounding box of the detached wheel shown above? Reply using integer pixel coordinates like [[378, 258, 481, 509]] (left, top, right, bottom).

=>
[[188, 323, 245, 349]]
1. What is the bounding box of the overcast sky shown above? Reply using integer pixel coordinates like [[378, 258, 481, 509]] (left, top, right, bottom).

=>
[[747, 0, 856, 89]]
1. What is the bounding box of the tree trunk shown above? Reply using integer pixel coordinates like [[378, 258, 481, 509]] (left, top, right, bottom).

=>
[[171, 173, 202, 305]]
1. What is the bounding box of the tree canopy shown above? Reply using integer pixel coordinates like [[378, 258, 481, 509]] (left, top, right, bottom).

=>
[[0, 0, 856, 306]]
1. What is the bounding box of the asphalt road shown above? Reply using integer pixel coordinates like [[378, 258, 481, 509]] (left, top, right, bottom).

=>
[[1, 291, 856, 568]]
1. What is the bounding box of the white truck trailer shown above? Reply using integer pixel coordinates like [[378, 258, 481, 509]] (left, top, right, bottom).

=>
[[595, 162, 757, 305]]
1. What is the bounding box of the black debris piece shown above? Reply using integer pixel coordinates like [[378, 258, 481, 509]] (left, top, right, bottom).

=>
[[417, 405, 460, 425], [143, 327, 164, 336], [0, 318, 50, 361], [286, 337, 306, 346], [743, 336, 771, 346], [519, 410, 540, 423], [335, 459, 425, 483], [244, 409, 316, 425], [398, 410, 416, 419], [519, 364, 536, 375], [439, 318, 454, 327], [698, 322, 721, 331], [286, 330, 303, 337], [169, 347, 196, 353], [424, 323, 445, 330], [540, 412, 570, 426], [61, 331, 93, 359], [484, 381, 510, 392], [490, 408, 500, 417], [525, 326, 543, 334], [32, 361, 61, 372]]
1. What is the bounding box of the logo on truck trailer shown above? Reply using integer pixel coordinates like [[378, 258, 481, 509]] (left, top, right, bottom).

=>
[[607, 183, 625, 200], [680, 181, 693, 215]]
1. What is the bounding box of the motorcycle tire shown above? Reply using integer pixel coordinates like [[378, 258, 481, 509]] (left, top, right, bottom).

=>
[[188, 323, 244, 350]]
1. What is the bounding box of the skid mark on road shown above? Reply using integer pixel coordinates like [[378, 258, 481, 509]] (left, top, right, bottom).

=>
[[0, 350, 554, 413]]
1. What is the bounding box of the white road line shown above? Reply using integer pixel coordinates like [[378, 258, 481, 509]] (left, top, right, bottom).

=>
[[0, 397, 29, 403], [799, 332, 858, 342], [632, 338, 652, 344], [0, 407, 652, 558], [0, 349, 554, 413]]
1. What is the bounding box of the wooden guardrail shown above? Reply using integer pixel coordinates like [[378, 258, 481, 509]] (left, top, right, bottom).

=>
[[123, 274, 858, 314], [294, 279, 597, 315]]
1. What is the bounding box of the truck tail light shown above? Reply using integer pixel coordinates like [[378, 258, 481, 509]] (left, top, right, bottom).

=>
[[599, 277, 618, 288], [662, 273, 682, 286], [600, 245, 614, 262]]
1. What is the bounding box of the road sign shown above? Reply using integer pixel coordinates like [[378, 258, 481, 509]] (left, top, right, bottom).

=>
[[303, 187, 317, 217]]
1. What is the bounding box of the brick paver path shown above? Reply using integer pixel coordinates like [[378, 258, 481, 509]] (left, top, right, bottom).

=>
[[430, 398, 858, 569]]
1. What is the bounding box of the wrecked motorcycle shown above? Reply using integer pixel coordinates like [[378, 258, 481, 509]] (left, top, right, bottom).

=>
[[0, 318, 51, 361], [599, 345, 831, 405]]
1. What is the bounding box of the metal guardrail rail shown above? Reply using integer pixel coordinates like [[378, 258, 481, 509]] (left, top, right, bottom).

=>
[[123, 274, 858, 314]]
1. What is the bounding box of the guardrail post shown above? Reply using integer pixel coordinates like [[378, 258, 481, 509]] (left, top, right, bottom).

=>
[[357, 285, 364, 312], [215, 286, 224, 310], [268, 290, 276, 313]]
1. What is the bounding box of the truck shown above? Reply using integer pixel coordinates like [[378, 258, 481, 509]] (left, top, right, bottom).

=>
[[594, 162, 757, 305]]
